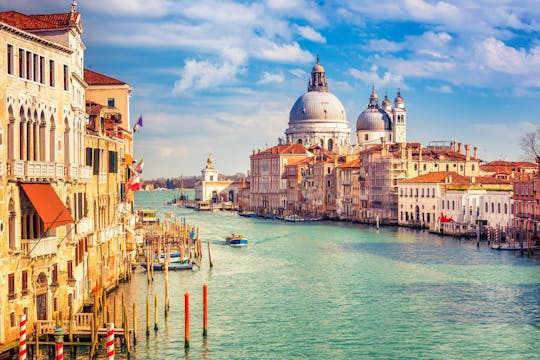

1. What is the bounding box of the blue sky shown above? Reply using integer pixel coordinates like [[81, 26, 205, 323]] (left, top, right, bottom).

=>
[[3, 0, 540, 179]]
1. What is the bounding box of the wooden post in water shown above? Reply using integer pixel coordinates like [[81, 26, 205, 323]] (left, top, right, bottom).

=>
[[164, 245, 170, 316], [203, 283, 208, 337], [184, 291, 190, 348], [113, 296, 117, 328], [146, 294, 150, 336], [154, 294, 159, 331], [133, 303, 137, 345], [208, 242, 213, 268]]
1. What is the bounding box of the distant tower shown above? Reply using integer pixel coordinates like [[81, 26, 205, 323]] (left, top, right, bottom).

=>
[[201, 155, 219, 182], [392, 90, 407, 143]]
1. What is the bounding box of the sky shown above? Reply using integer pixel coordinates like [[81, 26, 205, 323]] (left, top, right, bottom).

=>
[[2, 0, 540, 179]]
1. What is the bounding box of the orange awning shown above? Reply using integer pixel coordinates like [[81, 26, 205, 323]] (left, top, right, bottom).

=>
[[21, 184, 74, 230]]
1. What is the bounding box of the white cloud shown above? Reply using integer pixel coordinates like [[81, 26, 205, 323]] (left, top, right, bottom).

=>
[[479, 37, 540, 75], [426, 84, 453, 93], [348, 65, 405, 88], [403, 0, 461, 23], [257, 71, 285, 84], [294, 25, 326, 43], [289, 68, 306, 78], [172, 48, 247, 93], [256, 42, 314, 63], [363, 39, 404, 53]]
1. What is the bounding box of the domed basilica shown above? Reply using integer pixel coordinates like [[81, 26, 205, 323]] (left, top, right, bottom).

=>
[[281, 58, 407, 153]]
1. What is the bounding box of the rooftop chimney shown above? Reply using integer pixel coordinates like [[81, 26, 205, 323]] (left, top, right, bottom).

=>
[[465, 144, 471, 161], [473, 146, 478, 158], [457, 142, 462, 154]]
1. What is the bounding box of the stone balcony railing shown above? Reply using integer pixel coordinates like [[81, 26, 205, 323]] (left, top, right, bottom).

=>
[[76, 217, 94, 235], [7, 159, 91, 183], [65, 164, 93, 183], [22, 236, 57, 258]]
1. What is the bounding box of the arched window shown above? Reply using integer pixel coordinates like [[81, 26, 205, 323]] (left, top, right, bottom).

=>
[[297, 139, 302, 144], [327, 139, 333, 151]]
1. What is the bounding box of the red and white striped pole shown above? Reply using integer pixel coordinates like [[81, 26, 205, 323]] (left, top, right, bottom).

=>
[[54, 324, 64, 360], [106, 322, 115, 360], [19, 314, 27, 360]]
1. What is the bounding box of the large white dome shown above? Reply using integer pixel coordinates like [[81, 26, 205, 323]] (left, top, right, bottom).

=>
[[289, 91, 347, 124]]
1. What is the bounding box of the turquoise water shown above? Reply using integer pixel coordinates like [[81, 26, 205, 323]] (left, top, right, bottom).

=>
[[119, 190, 539, 359]]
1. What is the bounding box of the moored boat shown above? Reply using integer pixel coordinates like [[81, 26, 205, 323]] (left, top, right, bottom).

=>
[[226, 234, 248, 247], [238, 211, 258, 218], [141, 261, 193, 271]]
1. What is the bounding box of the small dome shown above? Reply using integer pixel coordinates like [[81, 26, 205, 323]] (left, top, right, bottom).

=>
[[382, 94, 392, 110], [289, 91, 347, 123], [312, 62, 325, 73], [356, 108, 392, 131], [394, 90, 405, 108]]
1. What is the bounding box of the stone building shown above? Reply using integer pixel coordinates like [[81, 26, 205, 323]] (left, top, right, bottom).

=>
[[0, 5, 88, 350], [195, 156, 241, 204], [0, 6, 134, 354], [248, 144, 312, 216]]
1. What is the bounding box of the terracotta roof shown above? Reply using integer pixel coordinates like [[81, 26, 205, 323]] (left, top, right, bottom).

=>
[[0, 10, 78, 31], [84, 69, 126, 86], [338, 158, 360, 168], [401, 171, 468, 184], [256, 143, 309, 156]]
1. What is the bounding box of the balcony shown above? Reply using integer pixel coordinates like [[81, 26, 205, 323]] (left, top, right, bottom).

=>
[[22, 236, 57, 258], [7, 160, 65, 181], [66, 164, 92, 183], [76, 217, 93, 235]]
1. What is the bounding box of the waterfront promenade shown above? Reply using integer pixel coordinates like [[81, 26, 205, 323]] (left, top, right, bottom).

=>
[[108, 190, 540, 359]]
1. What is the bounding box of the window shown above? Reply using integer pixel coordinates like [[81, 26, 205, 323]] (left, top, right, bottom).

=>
[[445, 164, 449, 171], [485, 203, 488, 212], [472, 165, 475, 171], [8, 273, 15, 299], [432, 188, 435, 198], [33, 53, 38, 81], [52, 263, 58, 283], [423, 164, 427, 171], [22, 270, 28, 295], [49, 60, 55, 87], [26, 51, 31, 80], [19, 48, 25, 78], [93, 148, 100, 175], [414, 164, 418, 171], [108, 151, 118, 173], [10, 312, 16, 328], [107, 98, 115, 107], [7, 44, 14, 75], [504, 203, 508, 214], [63, 64, 69, 90], [497, 203, 501, 214], [39, 56, 45, 83], [67, 260, 73, 279], [364, 134, 368, 141], [491, 203, 494, 213], [86, 147, 93, 166]]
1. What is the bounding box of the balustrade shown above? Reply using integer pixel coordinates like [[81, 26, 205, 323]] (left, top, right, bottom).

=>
[[21, 236, 57, 257]]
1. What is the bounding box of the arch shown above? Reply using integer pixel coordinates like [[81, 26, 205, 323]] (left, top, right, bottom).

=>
[[228, 190, 235, 202], [7, 105, 15, 159], [49, 115, 56, 162], [64, 117, 70, 165], [8, 199, 16, 250], [19, 106, 26, 160], [297, 139, 302, 144], [211, 190, 218, 203], [36, 272, 48, 320], [39, 111, 46, 161], [327, 138, 333, 151]]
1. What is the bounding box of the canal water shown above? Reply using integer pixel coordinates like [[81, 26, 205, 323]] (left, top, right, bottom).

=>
[[114, 190, 539, 359]]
